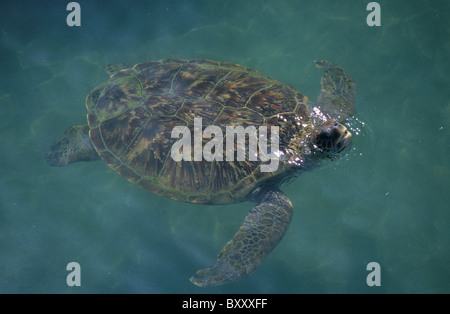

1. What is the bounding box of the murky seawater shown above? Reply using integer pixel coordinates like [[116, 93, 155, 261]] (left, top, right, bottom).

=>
[[0, 0, 448, 293]]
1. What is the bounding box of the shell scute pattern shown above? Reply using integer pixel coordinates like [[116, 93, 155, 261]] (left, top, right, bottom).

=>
[[88, 59, 311, 203]]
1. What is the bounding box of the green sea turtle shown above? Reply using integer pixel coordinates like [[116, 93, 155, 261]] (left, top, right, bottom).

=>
[[44, 58, 356, 287]]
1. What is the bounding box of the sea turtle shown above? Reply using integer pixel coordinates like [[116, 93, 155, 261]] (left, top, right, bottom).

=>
[[44, 58, 356, 287]]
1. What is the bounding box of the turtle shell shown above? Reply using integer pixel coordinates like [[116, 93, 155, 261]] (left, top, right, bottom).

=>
[[86, 59, 313, 204]]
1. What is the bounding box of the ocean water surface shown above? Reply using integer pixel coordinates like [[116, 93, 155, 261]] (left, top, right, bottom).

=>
[[0, 0, 448, 293]]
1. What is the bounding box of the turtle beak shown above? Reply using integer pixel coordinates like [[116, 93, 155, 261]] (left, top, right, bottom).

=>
[[335, 124, 352, 153]]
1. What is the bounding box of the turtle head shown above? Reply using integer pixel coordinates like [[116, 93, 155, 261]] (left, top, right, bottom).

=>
[[311, 120, 352, 153]]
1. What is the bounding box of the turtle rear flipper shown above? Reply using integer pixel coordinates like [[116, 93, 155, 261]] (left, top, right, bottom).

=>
[[44, 125, 99, 167], [190, 189, 293, 287], [314, 60, 356, 122], [104, 63, 130, 78]]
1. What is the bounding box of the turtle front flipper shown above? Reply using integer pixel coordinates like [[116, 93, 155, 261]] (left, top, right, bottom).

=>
[[190, 189, 293, 287], [314, 60, 357, 122], [44, 125, 99, 167]]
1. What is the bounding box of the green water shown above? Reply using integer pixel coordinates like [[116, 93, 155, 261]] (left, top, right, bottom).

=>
[[0, 0, 448, 293]]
